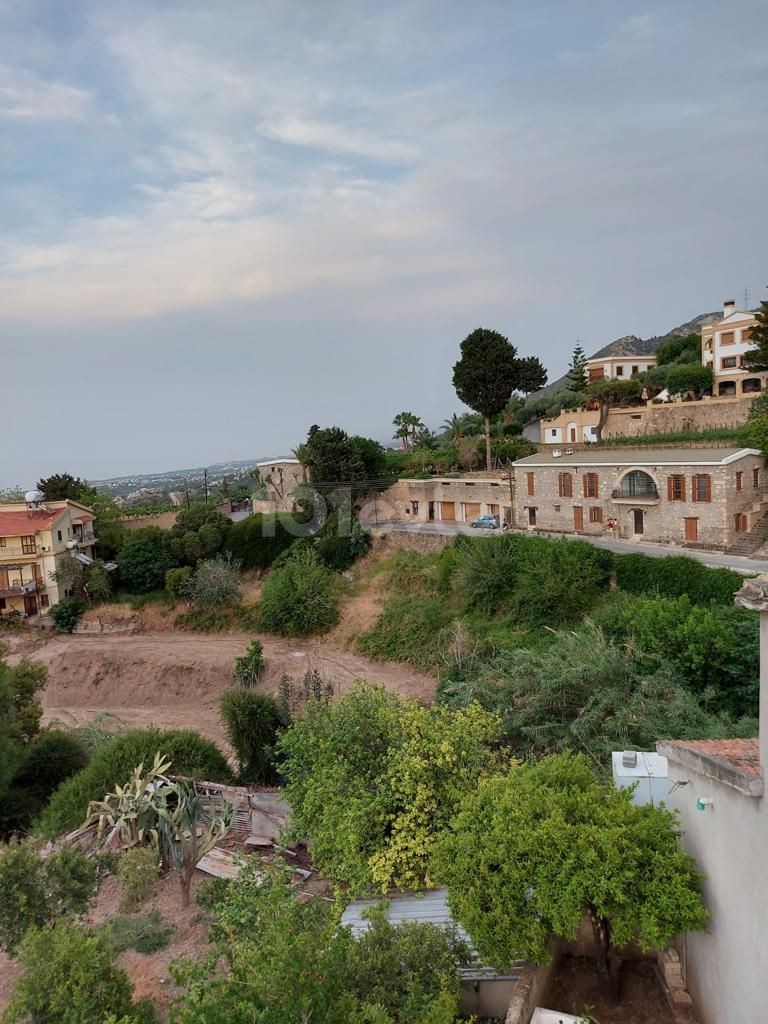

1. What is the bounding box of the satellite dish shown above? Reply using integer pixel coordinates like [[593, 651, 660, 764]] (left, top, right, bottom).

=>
[[66, 540, 78, 550], [25, 490, 45, 504]]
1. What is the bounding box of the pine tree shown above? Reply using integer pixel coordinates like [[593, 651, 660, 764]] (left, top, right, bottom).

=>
[[742, 296, 768, 372], [566, 343, 588, 391]]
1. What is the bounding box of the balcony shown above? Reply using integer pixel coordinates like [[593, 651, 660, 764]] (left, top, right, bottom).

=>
[[610, 471, 660, 504], [0, 578, 44, 599]]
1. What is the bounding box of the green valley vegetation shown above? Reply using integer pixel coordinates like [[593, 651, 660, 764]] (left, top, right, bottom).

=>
[[357, 533, 757, 763]]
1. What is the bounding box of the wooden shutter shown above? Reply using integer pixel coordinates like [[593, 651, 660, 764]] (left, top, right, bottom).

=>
[[558, 473, 564, 498], [704, 475, 711, 502], [527, 472, 535, 496], [667, 476, 674, 501]]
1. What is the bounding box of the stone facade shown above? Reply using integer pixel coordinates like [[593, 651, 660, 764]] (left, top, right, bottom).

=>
[[252, 458, 306, 514], [361, 474, 514, 526], [512, 447, 765, 549]]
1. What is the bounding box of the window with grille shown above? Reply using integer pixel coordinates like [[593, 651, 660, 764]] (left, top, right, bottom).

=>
[[583, 473, 598, 498], [589, 507, 603, 523], [754, 468, 761, 488], [21, 536, 36, 554], [667, 475, 686, 501], [736, 471, 743, 491], [692, 475, 711, 503]]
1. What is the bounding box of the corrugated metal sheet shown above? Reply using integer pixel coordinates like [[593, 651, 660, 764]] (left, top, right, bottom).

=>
[[341, 888, 525, 983]]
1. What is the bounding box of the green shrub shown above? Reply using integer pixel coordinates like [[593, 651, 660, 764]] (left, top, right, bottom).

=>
[[0, 839, 99, 954], [165, 566, 193, 596], [225, 513, 305, 571], [117, 529, 177, 593], [358, 596, 453, 671], [3, 729, 91, 831], [233, 639, 264, 685], [36, 728, 231, 839], [615, 552, 743, 605], [4, 923, 155, 1023], [219, 689, 282, 784], [196, 876, 233, 911], [174, 606, 232, 632], [181, 553, 242, 607], [258, 547, 339, 636], [49, 597, 85, 633], [117, 847, 160, 910], [105, 910, 174, 953]]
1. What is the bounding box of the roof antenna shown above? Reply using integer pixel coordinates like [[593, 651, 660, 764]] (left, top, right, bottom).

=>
[[744, 287, 750, 310]]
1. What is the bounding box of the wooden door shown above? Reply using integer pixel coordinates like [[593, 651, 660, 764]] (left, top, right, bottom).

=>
[[464, 502, 481, 521], [441, 501, 455, 522], [23, 595, 38, 617], [573, 506, 584, 532], [569, 428, 577, 443], [684, 518, 698, 542], [488, 504, 499, 516], [633, 509, 644, 535]]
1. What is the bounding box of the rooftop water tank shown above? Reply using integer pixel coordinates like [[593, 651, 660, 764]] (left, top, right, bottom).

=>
[[611, 750, 668, 807]]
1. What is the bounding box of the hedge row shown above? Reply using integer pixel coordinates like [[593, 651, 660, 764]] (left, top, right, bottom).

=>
[[614, 552, 743, 606]]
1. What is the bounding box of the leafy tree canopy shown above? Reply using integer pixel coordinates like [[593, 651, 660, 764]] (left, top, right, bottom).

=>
[[654, 332, 701, 366], [117, 528, 177, 593], [432, 753, 708, 1002], [278, 682, 507, 892], [36, 472, 89, 501], [305, 425, 366, 489], [666, 363, 713, 398], [516, 355, 548, 395], [350, 435, 388, 478], [741, 294, 768, 372]]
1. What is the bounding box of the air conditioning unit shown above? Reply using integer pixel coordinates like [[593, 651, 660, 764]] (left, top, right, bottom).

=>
[[552, 450, 562, 458], [40, 546, 50, 552], [565, 447, 574, 455]]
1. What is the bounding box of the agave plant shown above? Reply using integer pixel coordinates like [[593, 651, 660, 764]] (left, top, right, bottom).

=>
[[82, 752, 174, 849], [156, 783, 233, 907]]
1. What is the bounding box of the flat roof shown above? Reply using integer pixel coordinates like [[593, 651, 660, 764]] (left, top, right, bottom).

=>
[[341, 887, 525, 982], [256, 458, 301, 467], [513, 447, 759, 468]]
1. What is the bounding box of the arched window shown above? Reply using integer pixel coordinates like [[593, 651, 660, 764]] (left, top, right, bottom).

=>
[[614, 471, 659, 499], [742, 378, 762, 394]]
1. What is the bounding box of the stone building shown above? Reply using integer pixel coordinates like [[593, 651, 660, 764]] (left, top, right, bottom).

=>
[[252, 458, 306, 514], [702, 298, 766, 398], [360, 473, 514, 527], [512, 446, 765, 549]]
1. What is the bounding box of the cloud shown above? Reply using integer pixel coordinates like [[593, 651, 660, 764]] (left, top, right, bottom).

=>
[[257, 113, 417, 164], [0, 63, 91, 120]]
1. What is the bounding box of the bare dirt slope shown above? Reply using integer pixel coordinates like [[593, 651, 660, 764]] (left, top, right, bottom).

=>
[[34, 632, 436, 747]]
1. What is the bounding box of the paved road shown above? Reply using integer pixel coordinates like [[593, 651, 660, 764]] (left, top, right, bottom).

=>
[[376, 521, 768, 574]]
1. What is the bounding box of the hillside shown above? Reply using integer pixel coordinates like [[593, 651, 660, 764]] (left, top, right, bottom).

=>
[[536, 310, 720, 398]]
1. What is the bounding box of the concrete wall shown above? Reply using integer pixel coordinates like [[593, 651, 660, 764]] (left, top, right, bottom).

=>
[[660, 761, 767, 1024]]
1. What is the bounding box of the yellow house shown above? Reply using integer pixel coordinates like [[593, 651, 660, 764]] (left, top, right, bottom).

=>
[[0, 499, 96, 619]]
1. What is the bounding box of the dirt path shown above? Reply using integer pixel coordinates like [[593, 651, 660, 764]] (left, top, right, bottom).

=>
[[33, 631, 436, 747]]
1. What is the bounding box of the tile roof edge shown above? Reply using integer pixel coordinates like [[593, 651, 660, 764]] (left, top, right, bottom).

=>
[[657, 741, 763, 798]]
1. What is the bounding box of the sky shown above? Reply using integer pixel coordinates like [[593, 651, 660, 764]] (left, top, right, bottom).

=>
[[1, 0, 767, 485]]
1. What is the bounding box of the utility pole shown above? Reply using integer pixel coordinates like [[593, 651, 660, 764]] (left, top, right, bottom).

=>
[[504, 465, 515, 528], [204, 469, 209, 505], [184, 478, 190, 508]]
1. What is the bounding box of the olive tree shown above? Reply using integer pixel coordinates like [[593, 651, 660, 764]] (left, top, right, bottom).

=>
[[432, 753, 708, 1004]]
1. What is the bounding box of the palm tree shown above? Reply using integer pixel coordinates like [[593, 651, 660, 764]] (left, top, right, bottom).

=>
[[393, 411, 420, 451], [441, 413, 464, 445], [291, 444, 309, 483]]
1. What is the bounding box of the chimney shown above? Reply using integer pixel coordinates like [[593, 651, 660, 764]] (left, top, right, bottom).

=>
[[723, 298, 736, 317], [734, 576, 768, 775]]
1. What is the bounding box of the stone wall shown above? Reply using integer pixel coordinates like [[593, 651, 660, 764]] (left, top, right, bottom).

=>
[[605, 394, 754, 438], [370, 529, 454, 555], [121, 509, 180, 531]]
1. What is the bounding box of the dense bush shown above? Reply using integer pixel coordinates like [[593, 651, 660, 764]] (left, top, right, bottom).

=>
[[181, 553, 242, 607], [48, 597, 85, 633], [615, 552, 742, 605], [0, 839, 99, 953], [233, 639, 264, 685], [219, 689, 282, 784], [168, 505, 231, 566], [3, 729, 90, 830], [313, 513, 371, 572], [4, 923, 155, 1023], [36, 728, 231, 838], [117, 847, 160, 910], [117, 528, 177, 593], [593, 591, 759, 716], [437, 625, 755, 766], [358, 595, 453, 671], [258, 547, 339, 636], [225, 513, 305, 571], [165, 565, 193, 596]]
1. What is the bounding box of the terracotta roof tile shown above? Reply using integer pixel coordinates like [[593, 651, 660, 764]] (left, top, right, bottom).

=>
[[0, 508, 65, 538], [664, 738, 760, 776]]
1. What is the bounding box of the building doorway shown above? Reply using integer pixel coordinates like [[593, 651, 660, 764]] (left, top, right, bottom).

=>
[[684, 517, 699, 542], [23, 595, 38, 617], [633, 509, 644, 535], [463, 502, 481, 521], [527, 507, 537, 526], [428, 501, 435, 521], [441, 501, 455, 522], [573, 506, 584, 532]]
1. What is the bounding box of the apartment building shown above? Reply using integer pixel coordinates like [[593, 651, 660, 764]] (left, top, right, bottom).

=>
[[0, 499, 96, 618], [585, 354, 656, 382], [701, 299, 765, 397], [512, 446, 764, 549]]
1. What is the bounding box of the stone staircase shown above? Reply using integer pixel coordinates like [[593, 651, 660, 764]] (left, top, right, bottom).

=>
[[727, 506, 768, 556]]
